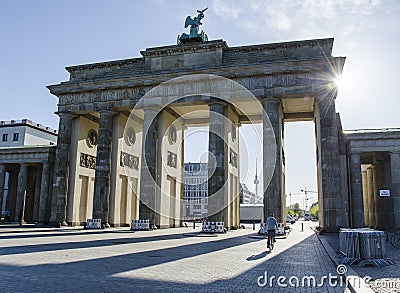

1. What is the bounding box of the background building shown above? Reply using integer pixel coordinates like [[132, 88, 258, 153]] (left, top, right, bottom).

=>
[[0, 119, 57, 223], [183, 162, 208, 219]]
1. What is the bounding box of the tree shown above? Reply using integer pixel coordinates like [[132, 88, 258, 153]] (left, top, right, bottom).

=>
[[309, 203, 318, 218], [293, 202, 303, 216], [286, 202, 303, 217]]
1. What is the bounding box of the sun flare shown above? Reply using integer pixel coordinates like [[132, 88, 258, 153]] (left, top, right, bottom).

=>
[[334, 75, 345, 88]]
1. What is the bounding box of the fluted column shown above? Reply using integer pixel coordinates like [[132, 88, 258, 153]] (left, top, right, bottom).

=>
[[207, 100, 228, 223], [350, 153, 364, 227], [366, 167, 375, 227], [38, 163, 50, 223], [15, 163, 28, 222], [373, 163, 381, 229], [262, 98, 284, 223], [315, 94, 341, 231], [139, 107, 160, 227], [50, 112, 74, 226], [390, 152, 400, 229], [0, 164, 5, 212], [362, 170, 369, 226], [93, 109, 115, 227]]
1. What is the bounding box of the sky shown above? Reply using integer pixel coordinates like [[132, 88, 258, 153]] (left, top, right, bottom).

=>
[[1, 0, 399, 209]]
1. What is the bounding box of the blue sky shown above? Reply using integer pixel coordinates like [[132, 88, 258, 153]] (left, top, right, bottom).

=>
[[1, 0, 399, 208]]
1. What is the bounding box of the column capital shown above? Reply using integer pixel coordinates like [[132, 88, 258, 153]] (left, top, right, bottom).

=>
[[55, 111, 76, 118], [207, 98, 227, 107], [98, 109, 117, 115], [261, 97, 280, 104]]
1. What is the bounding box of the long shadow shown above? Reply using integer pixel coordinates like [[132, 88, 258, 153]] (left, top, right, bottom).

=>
[[0, 232, 199, 256], [0, 229, 139, 240], [0, 231, 347, 292]]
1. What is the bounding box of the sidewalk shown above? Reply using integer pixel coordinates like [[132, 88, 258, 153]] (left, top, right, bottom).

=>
[[0, 221, 348, 292], [318, 230, 400, 293]]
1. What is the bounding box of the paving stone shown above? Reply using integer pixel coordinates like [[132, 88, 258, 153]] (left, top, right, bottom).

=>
[[0, 221, 347, 292]]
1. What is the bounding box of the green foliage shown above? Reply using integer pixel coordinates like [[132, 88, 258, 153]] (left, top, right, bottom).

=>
[[286, 202, 303, 217], [309, 203, 318, 217]]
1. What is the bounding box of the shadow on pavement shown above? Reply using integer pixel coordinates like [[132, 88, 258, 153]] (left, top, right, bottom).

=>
[[0, 230, 347, 292]]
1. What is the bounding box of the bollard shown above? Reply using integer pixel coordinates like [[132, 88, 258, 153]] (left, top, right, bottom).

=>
[[253, 222, 255, 230], [193, 220, 195, 229], [301, 223, 304, 232]]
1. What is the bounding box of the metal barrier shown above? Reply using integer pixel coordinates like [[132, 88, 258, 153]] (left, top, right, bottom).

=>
[[131, 219, 150, 231], [85, 219, 102, 229], [339, 228, 394, 267], [202, 221, 225, 233]]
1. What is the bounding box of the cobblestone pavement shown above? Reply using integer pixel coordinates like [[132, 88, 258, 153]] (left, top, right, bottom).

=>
[[0, 221, 348, 292], [320, 231, 400, 293]]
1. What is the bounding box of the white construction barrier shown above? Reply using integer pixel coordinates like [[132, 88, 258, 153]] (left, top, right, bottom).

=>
[[259, 222, 285, 235], [259, 223, 267, 234], [85, 218, 102, 229], [131, 219, 150, 231], [276, 223, 285, 235], [202, 221, 225, 233]]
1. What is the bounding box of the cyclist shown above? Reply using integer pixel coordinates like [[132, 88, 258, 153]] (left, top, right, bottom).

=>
[[266, 214, 277, 249]]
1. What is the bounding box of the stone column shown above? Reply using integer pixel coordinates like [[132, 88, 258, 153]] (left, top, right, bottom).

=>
[[15, 163, 28, 222], [207, 100, 228, 223], [366, 167, 375, 227], [262, 98, 284, 223], [349, 153, 364, 228], [93, 109, 115, 227], [0, 164, 5, 212], [139, 107, 160, 227], [50, 112, 74, 226], [38, 163, 50, 223], [315, 94, 341, 231], [32, 169, 42, 221], [362, 170, 369, 226], [390, 152, 400, 229], [373, 163, 381, 229]]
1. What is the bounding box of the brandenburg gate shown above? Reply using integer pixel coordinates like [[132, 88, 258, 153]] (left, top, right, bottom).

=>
[[47, 34, 346, 231]]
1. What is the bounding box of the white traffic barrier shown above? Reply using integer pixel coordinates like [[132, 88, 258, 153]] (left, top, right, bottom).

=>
[[276, 223, 285, 235], [85, 218, 102, 229], [202, 221, 225, 233], [259, 223, 267, 234], [131, 219, 150, 231], [259, 222, 285, 235]]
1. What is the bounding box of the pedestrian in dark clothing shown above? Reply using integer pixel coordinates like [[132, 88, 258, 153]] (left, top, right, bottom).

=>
[[18, 209, 23, 226]]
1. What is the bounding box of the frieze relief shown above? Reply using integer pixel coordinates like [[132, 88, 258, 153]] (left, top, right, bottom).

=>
[[167, 151, 177, 168], [229, 148, 238, 168], [80, 153, 96, 169], [120, 151, 139, 170], [59, 87, 147, 105], [59, 73, 310, 106]]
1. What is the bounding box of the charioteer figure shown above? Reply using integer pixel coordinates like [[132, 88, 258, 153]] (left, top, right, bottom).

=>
[[178, 8, 209, 44]]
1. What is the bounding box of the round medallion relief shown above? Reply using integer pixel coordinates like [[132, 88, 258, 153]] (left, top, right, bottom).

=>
[[125, 127, 136, 146], [87, 129, 98, 148], [168, 125, 177, 145]]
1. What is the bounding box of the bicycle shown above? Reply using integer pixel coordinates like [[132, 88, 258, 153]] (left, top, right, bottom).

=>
[[390, 231, 400, 248], [266, 230, 275, 252]]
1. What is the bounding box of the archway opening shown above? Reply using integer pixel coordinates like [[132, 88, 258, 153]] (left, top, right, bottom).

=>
[[284, 121, 318, 220]]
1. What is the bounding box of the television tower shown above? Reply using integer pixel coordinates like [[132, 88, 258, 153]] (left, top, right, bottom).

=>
[[254, 159, 259, 204]]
